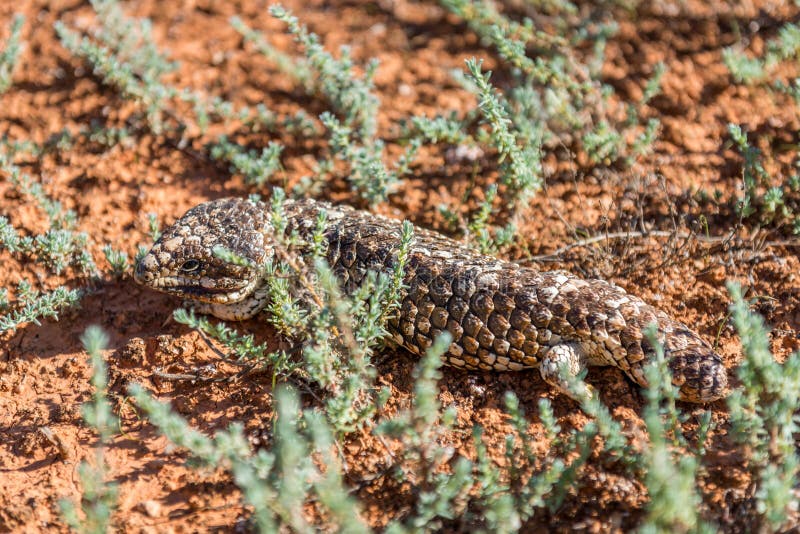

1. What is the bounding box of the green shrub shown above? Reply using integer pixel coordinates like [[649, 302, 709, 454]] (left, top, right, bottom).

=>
[[0, 147, 91, 333], [727, 282, 800, 530], [728, 124, 800, 233], [0, 14, 24, 93], [60, 327, 119, 533]]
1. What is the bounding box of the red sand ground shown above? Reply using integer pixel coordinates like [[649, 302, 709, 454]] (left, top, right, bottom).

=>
[[1, 0, 799, 531]]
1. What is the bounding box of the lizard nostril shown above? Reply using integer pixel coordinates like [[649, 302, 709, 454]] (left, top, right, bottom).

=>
[[134, 261, 150, 283]]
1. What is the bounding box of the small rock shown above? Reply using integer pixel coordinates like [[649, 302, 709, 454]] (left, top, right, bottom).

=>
[[445, 144, 484, 164], [139, 499, 161, 518]]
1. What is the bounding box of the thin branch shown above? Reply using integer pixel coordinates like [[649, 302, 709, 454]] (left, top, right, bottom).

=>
[[151, 364, 254, 384], [521, 229, 800, 263]]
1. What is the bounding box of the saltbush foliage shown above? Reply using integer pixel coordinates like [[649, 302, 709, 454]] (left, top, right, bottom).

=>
[[0, 14, 24, 93], [59, 327, 118, 534], [724, 18, 800, 234], [0, 146, 90, 333], [68, 287, 798, 531]]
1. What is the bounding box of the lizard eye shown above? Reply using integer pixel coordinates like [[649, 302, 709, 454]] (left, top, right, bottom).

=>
[[180, 259, 201, 273]]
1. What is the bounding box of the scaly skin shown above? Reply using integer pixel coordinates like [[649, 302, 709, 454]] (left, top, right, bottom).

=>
[[134, 197, 728, 403]]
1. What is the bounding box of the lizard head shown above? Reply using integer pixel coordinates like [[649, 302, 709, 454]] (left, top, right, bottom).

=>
[[134, 197, 273, 319]]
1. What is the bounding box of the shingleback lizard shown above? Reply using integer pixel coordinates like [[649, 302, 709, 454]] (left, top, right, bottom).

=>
[[134, 197, 728, 403]]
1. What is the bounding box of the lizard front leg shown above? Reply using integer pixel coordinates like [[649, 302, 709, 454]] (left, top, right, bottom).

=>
[[539, 342, 596, 401]]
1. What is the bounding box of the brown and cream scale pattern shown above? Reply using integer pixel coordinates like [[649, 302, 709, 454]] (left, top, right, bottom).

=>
[[135, 197, 728, 403]]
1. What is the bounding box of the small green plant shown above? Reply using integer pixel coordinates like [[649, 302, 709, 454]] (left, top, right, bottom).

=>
[[463, 184, 516, 254], [727, 282, 800, 530], [0, 281, 81, 333], [319, 111, 400, 204], [89, 0, 176, 80], [238, 7, 408, 204], [0, 14, 24, 93], [728, 124, 770, 218], [102, 245, 130, 276], [400, 113, 472, 146], [209, 137, 283, 186], [230, 15, 314, 89], [465, 58, 543, 208], [59, 326, 119, 533], [441, 0, 576, 89], [638, 326, 708, 533], [724, 21, 800, 84], [56, 0, 288, 165], [0, 160, 93, 273], [377, 333, 477, 531], [728, 123, 800, 232], [86, 125, 133, 148], [55, 20, 176, 134], [267, 4, 380, 140], [0, 147, 92, 333], [173, 307, 299, 382], [130, 383, 368, 532], [441, 0, 661, 166]]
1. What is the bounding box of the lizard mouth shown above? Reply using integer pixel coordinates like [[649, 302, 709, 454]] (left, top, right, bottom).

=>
[[144, 275, 259, 304]]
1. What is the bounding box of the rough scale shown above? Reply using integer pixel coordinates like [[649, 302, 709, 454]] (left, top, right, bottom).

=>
[[134, 197, 728, 402]]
